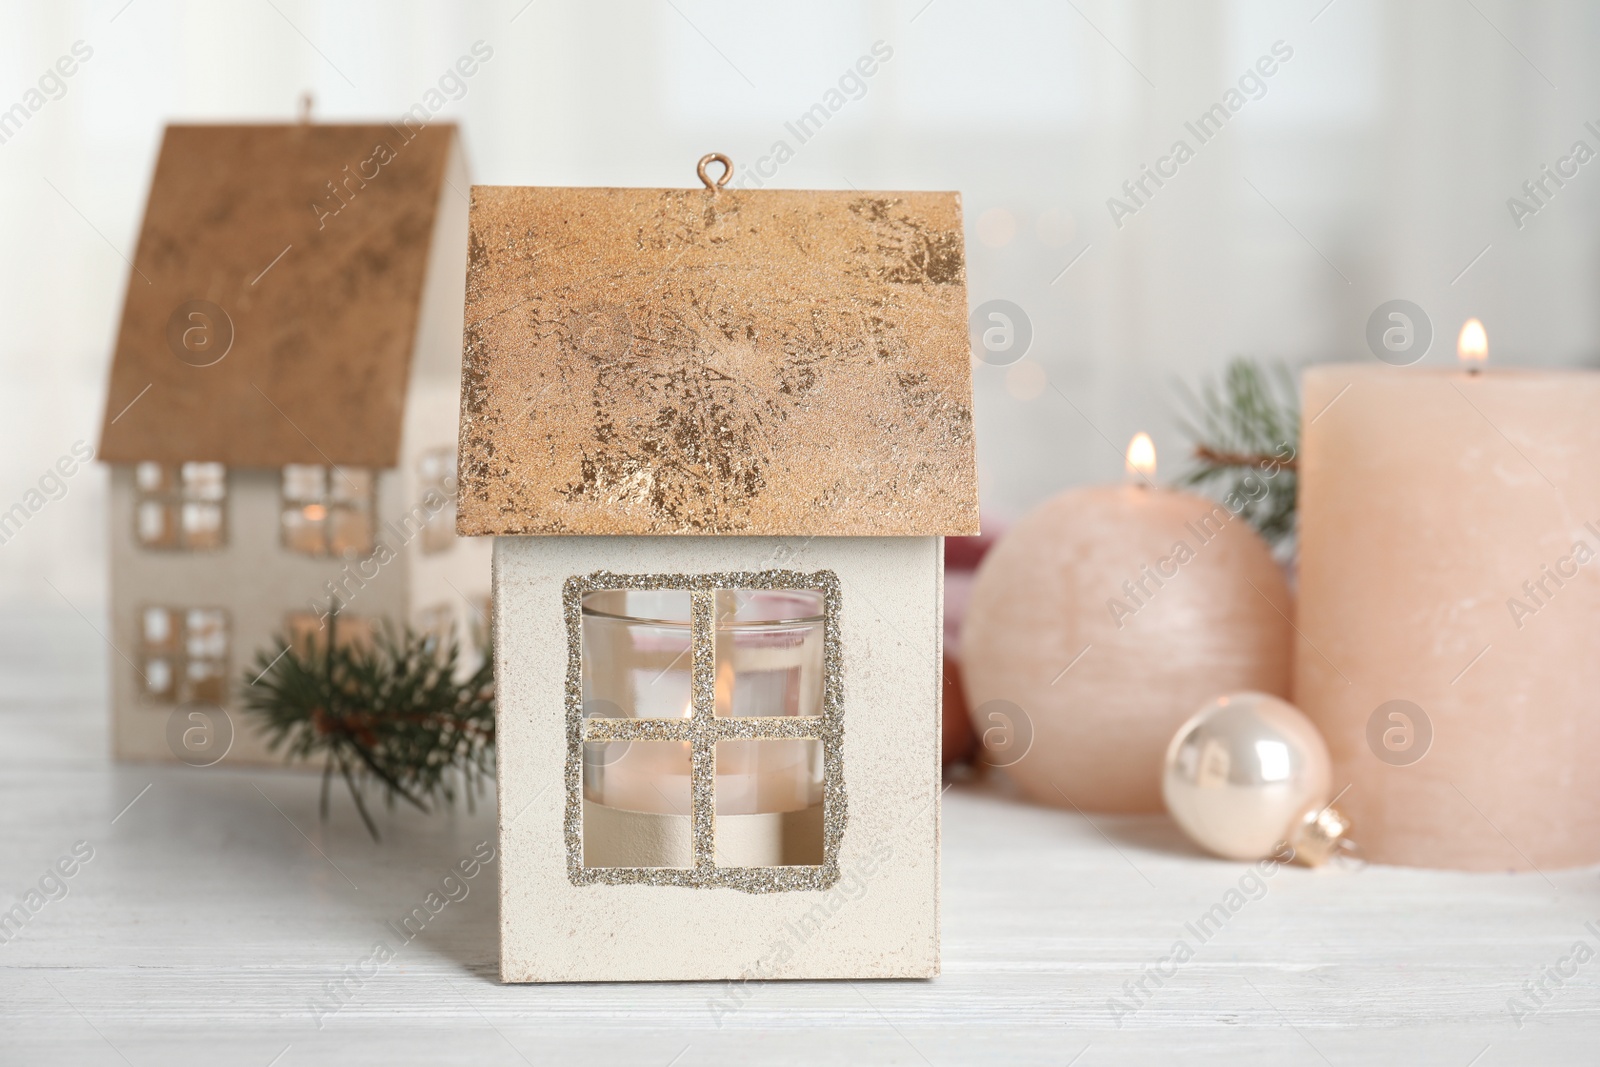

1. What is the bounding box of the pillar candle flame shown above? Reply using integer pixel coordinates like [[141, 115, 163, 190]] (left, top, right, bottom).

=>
[[1458, 318, 1488, 369]]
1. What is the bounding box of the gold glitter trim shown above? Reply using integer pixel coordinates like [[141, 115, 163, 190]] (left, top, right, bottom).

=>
[[563, 569, 845, 893]]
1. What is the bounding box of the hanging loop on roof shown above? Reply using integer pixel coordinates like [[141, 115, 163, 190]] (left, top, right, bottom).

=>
[[298, 92, 314, 124], [696, 153, 733, 193]]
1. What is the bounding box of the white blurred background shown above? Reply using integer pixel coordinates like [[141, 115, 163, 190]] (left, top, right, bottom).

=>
[[4, 0, 1600, 615]]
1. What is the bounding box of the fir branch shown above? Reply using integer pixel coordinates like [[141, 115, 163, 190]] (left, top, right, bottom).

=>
[[241, 613, 495, 841], [1191, 443, 1298, 472], [1175, 357, 1300, 546]]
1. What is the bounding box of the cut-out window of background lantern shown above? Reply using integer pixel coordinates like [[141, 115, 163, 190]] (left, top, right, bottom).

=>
[[135, 462, 227, 550], [283, 610, 373, 658], [281, 465, 375, 557], [139, 605, 229, 704], [572, 577, 836, 885], [417, 447, 457, 555]]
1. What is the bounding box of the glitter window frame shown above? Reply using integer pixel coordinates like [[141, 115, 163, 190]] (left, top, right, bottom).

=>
[[563, 569, 845, 893]]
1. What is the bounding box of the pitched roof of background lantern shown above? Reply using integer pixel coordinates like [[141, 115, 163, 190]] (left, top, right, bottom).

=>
[[455, 182, 979, 537], [97, 122, 457, 468]]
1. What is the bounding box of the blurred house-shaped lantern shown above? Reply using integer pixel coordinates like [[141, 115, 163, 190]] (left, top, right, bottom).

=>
[[97, 120, 489, 765], [458, 156, 978, 981]]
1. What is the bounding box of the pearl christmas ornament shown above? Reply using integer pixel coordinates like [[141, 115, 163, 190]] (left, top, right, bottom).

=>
[[1162, 691, 1351, 866]]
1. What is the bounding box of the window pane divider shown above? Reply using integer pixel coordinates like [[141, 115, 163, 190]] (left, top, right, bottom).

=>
[[580, 717, 826, 744], [689, 589, 717, 870], [564, 569, 844, 892]]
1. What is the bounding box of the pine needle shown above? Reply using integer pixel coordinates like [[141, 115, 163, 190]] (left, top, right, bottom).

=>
[[1174, 357, 1300, 547], [241, 612, 495, 841]]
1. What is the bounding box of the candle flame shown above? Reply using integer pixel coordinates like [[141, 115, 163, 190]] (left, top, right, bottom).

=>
[[1458, 318, 1487, 367], [1126, 432, 1156, 482]]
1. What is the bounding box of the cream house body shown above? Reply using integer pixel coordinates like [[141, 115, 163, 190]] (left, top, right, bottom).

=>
[[97, 121, 488, 765]]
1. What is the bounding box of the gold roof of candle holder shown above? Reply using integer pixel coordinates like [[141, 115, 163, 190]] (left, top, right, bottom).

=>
[[456, 155, 978, 537], [98, 122, 458, 469]]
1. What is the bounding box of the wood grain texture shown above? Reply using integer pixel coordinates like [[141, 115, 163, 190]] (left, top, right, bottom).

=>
[[2, 609, 1597, 1066]]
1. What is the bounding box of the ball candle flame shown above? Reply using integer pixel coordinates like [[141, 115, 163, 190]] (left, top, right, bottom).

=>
[[1126, 432, 1157, 483]]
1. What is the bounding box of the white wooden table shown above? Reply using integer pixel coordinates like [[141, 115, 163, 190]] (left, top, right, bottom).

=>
[[3, 610, 1597, 1065]]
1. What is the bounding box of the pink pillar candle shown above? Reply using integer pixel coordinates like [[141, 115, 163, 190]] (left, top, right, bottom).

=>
[[1295, 363, 1600, 870]]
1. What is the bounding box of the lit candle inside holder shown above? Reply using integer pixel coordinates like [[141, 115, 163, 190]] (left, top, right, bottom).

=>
[[580, 589, 825, 867], [1295, 324, 1600, 869], [962, 434, 1293, 812]]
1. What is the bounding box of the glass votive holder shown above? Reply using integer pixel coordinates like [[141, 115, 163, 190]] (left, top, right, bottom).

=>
[[579, 587, 826, 867]]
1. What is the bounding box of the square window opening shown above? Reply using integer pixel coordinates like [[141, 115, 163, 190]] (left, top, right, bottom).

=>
[[283, 611, 373, 658], [711, 588, 824, 718], [581, 739, 694, 869], [280, 465, 375, 557], [714, 739, 824, 867], [581, 589, 694, 720], [137, 605, 229, 705], [569, 573, 839, 890], [134, 463, 227, 550]]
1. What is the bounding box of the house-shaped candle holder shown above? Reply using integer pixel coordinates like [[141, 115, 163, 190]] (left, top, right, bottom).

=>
[[97, 121, 489, 765], [457, 158, 977, 981]]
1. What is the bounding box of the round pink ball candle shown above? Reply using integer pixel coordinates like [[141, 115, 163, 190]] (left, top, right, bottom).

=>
[[962, 436, 1294, 812]]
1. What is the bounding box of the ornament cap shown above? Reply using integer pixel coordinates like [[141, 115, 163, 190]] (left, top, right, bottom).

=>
[[1288, 803, 1354, 867]]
